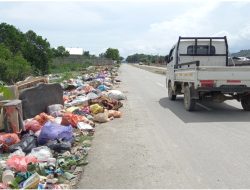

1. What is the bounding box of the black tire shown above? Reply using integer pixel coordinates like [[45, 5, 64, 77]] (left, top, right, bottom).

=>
[[241, 96, 250, 111], [184, 86, 196, 111], [168, 82, 176, 101]]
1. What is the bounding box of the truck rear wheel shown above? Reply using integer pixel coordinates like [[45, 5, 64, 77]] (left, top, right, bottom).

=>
[[184, 86, 196, 111], [168, 82, 176, 101], [241, 96, 250, 111]]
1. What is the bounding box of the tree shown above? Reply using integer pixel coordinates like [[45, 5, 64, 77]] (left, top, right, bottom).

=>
[[126, 53, 165, 64], [119, 56, 124, 61], [0, 23, 25, 54], [83, 51, 90, 58], [0, 43, 12, 60], [105, 48, 120, 61], [0, 23, 53, 75], [52, 46, 70, 57], [99, 53, 105, 58], [4, 55, 32, 83], [22, 30, 52, 75], [0, 44, 31, 83], [0, 44, 12, 81]]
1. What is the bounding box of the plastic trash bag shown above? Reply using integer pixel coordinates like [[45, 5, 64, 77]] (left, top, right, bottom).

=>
[[46, 139, 71, 153], [72, 96, 89, 106], [83, 85, 94, 93], [8, 148, 25, 158], [90, 104, 104, 114], [6, 155, 38, 172], [103, 82, 113, 88], [77, 122, 94, 131], [0, 183, 8, 189], [38, 121, 73, 145], [89, 96, 123, 110], [9, 133, 38, 154], [86, 92, 99, 100], [66, 106, 79, 113], [24, 119, 42, 133], [47, 104, 64, 117], [61, 113, 88, 128], [108, 90, 126, 100], [97, 85, 109, 92], [29, 146, 53, 162], [93, 110, 109, 123], [81, 106, 90, 115], [108, 110, 122, 118], [34, 113, 54, 125], [0, 133, 20, 152]]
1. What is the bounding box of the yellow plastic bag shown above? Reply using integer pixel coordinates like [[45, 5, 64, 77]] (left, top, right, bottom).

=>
[[90, 104, 104, 114]]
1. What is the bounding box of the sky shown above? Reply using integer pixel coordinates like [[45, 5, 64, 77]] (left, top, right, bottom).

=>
[[0, 0, 250, 57]]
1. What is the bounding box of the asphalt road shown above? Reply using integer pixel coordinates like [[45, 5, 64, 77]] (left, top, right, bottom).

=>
[[78, 64, 250, 188]]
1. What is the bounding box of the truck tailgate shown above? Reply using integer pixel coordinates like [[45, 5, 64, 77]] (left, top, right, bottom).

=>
[[197, 66, 250, 80]]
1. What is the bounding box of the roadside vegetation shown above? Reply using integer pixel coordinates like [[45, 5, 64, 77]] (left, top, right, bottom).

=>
[[231, 50, 250, 57], [0, 22, 121, 85], [126, 53, 165, 65]]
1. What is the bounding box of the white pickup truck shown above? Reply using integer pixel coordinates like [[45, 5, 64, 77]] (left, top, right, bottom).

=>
[[166, 36, 250, 111]]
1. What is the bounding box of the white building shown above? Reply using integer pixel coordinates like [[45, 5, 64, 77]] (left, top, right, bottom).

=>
[[66, 48, 84, 55]]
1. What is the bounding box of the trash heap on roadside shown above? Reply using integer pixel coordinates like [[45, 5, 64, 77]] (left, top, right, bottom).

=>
[[0, 65, 126, 189]]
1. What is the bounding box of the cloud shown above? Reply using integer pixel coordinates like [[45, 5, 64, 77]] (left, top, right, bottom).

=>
[[120, 1, 220, 55], [0, 1, 250, 56], [214, 24, 250, 53], [0, 2, 103, 30]]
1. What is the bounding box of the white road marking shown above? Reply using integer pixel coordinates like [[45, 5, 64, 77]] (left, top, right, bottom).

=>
[[196, 103, 212, 111], [156, 82, 164, 87]]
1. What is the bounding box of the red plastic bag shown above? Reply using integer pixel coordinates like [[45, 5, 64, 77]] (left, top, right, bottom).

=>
[[24, 119, 42, 133], [61, 113, 87, 128], [34, 113, 54, 125], [6, 155, 38, 172], [0, 133, 20, 151]]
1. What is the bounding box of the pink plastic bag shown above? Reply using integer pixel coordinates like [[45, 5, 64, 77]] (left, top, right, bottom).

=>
[[0, 133, 20, 151], [24, 119, 42, 133], [6, 155, 38, 172]]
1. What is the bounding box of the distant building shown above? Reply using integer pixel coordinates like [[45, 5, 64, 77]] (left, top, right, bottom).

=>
[[66, 48, 84, 55]]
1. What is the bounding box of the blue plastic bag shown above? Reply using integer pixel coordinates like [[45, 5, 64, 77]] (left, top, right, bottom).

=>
[[97, 85, 109, 92], [38, 121, 73, 145]]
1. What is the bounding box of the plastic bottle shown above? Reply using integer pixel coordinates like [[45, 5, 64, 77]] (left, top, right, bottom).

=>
[[2, 169, 14, 184]]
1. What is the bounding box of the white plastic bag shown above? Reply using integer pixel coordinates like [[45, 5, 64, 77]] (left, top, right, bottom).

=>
[[77, 122, 93, 130], [108, 90, 126, 100], [93, 110, 109, 123], [29, 146, 53, 162]]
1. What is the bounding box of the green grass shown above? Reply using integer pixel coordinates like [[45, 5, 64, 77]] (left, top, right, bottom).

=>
[[49, 62, 92, 74]]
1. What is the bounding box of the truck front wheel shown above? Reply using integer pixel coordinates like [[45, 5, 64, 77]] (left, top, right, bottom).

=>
[[184, 86, 196, 111], [241, 96, 250, 111], [168, 82, 176, 101]]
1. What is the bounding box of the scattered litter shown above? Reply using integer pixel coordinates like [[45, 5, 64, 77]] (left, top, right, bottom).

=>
[[0, 65, 124, 189]]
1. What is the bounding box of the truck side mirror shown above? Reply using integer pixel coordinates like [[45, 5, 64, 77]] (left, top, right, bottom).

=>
[[165, 55, 169, 64]]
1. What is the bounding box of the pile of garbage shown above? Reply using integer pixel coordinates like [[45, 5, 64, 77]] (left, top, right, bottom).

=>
[[0, 65, 126, 189]]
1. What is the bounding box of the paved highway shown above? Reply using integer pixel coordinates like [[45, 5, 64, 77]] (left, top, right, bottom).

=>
[[79, 64, 250, 188]]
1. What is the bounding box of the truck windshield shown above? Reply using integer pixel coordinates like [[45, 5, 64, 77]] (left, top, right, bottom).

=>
[[187, 45, 215, 55]]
